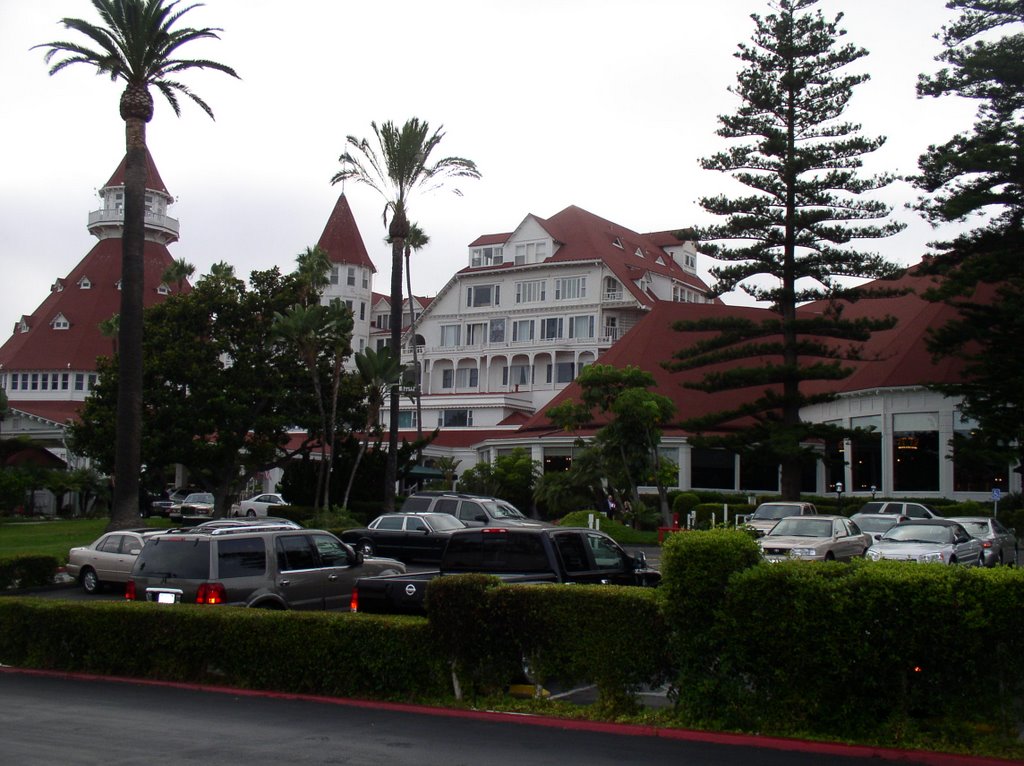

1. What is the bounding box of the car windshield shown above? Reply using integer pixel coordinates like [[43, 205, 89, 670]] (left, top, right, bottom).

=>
[[882, 525, 953, 544], [854, 517, 897, 534], [769, 518, 832, 537], [752, 504, 802, 520], [487, 500, 526, 519], [184, 493, 214, 504], [426, 514, 464, 531]]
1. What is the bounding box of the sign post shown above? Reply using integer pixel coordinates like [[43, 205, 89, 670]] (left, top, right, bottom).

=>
[[992, 487, 1002, 518]]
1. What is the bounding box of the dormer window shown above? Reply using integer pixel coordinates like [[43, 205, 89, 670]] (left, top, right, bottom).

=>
[[157, 283, 170, 295], [18, 318, 30, 333], [115, 280, 122, 291], [52, 279, 64, 293], [612, 237, 624, 249], [634, 247, 644, 258], [655, 256, 666, 266], [78, 276, 92, 290], [51, 313, 70, 330], [470, 246, 503, 267]]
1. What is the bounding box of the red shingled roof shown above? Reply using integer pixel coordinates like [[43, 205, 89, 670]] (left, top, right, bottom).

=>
[[316, 194, 376, 272], [0, 237, 179, 370], [104, 149, 170, 196], [5, 401, 84, 426]]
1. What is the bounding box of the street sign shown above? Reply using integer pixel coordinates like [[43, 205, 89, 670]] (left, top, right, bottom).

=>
[[992, 488, 1002, 502]]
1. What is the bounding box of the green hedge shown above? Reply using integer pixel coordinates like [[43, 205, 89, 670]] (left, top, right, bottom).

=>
[[0, 555, 60, 589]]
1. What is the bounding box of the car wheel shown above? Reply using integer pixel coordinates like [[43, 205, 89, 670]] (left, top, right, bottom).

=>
[[246, 509, 256, 518], [358, 539, 375, 556], [824, 551, 835, 562], [979, 553, 986, 568], [949, 556, 958, 565], [81, 567, 102, 594], [997, 551, 1004, 567]]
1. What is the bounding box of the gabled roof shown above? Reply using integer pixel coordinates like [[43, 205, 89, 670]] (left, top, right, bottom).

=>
[[104, 148, 170, 196], [469, 232, 512, 247], [0, 237, 177, 370], [517, 266, 972, 437], [316, 193, 376, 272]]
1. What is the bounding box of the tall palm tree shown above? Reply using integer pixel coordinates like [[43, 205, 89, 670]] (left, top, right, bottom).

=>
[[295, 245, 332, 306], [342, 347, 404, 511], [161, 256, 194, 293], [36, 0, 238, 532], [403, 223, 429, 450], [321, 298, 354, 510], [331, 118, 479, 510]]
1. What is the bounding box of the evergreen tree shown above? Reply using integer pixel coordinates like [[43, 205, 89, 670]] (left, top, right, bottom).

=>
[[911, 1, 1024, 478], [667, 0, 903, 499]]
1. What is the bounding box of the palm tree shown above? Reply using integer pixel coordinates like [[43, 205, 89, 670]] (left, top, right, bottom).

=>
[[403, 223, 429, 450], [161, 256, 195, 293], [331, 118, 480, 510], [342, 347, 404, 511], [295, 245, 332, 306], [36, 0, 238, 532], [321, 298, 354, 509]]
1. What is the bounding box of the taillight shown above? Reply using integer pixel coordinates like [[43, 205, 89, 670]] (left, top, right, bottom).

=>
[[481, 528, 508, 534], [125, 580, 136, 600], [982, 541, 993, 549], [195, 582, 226, 605], [350, 586, 359, 612]]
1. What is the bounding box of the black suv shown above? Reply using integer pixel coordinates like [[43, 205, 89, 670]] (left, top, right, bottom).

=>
[[126, 522, 405, 609], [400, 492, 551, 528]]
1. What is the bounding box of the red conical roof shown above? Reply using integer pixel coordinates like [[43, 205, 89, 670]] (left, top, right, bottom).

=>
[[104, 148, 170, 195], [316, 193, 376, 272]]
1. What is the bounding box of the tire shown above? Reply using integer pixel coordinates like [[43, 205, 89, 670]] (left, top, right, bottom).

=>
[[949, 556, 958, 565], [232, 509, 240, 518], [246, 509, 256, 518], [358, 539, 375, 556], [80, 567, 102, 594], [979, 553, 986, 568], [824, 551, 835, 562]]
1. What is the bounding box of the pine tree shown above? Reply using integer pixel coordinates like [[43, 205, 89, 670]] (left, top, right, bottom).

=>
[[912, 1, 1024, 479], [667, 0, 903, 499]]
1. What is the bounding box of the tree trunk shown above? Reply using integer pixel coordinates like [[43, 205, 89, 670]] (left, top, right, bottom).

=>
[[108, 117, 147, 532], [405, 247, 424, 455], [342, 440, 368, 511], [383, 216, 407, 512]]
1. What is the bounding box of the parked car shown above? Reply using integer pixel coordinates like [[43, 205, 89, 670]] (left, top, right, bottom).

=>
[[127, 523, 405, 609], [744, 501, 818, 536], [150, 487, 194, 518], [340, 512, 466, 563], [400, 492, 551, 528], [169, 492, 215, 522], [850, 512, 908, 541], [192, 516, 302, 530], [230, 492, 288, 518], [866, 519, 984, 566], [857, 501, 941, 519], [948, 516, 1017, 567], [66, 529, 165, 594], [758, 515, 871, 562]]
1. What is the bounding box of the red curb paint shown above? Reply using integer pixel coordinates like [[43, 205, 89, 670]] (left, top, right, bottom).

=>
[[1, 666, 1014, 766]]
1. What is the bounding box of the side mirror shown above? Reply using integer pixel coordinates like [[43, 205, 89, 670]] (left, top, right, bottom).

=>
[[475, 514, 488, 523], [349, 549, 364, 566], [633, 550, 647, 570]]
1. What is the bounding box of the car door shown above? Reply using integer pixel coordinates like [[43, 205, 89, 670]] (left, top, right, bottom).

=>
[[402, 515, 432, 561], [559, 531, 633, 585], [274, 534, 326, 609], [834, 519, 863, 560], [456, 500, 489, 526], [369, 515, 406, 558], [92, 534, 126, 580], [310, 533, 359, 610]]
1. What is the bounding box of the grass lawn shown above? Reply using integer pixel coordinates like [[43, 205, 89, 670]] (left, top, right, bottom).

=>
[[0, 518, 174, 563]]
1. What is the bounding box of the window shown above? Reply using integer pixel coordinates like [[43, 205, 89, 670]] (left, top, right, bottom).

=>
[[455, 368, 479, 388], [74, 373, 85, 391], [78, 277, 92, 290], [51, 314, 69, 330], [442, 369, 454, 389], [396, 410, 418, 428], [359, 302, 366, 321], [218, 537, 266, 578], [893, 413, 940, 492], [512, 319, 534, 342], [467, 284, 499, 307], [515, 280, 546, 304], [466, 322, 487, 345], [546, 362, 576, 383], [157, 284, 170, 296], [439, 409, 473, 427], [555, 276, 586, 300], [276, 535, 318, 571], [20, 373, 28, 389], [375, 313, 390, 329], [440, 325, 461, 347], [362, 269, 369, 288], [375, 515, 404, 530], [504, 364, 531, 386], [570, 315, 594, 339], [329, 266, 339, 285], [489, 318, 506, 343], [9, 374, 17, 391], [470, 246, 503, 267], [540, 317, 563, 340], [31, 373, 39, 391], [88, 373, 97, 389], [347, 267, 356, 286]]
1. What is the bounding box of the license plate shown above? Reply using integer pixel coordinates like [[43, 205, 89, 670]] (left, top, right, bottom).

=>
[[156, 592, 177, 604]]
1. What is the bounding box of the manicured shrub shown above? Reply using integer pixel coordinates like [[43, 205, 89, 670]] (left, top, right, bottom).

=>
[[0, 555, 60, 589], [671, 492, 701, 516]]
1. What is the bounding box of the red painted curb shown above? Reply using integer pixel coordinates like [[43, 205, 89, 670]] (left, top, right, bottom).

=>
[[1, 666, 1015, 765]]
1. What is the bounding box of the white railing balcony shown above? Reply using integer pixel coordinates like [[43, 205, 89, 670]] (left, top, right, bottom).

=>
[[88, 208, 180, 239], [603, 290, 625, 302]]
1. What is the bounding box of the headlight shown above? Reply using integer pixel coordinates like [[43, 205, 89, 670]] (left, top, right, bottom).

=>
[[918, 552, 943, 564], [791, 547, 817, 558], [866, 549, 881, 561]]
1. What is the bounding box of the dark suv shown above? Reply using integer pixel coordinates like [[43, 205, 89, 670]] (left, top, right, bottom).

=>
[[400, 492, 550, 528], [126, 522, 405, 609]]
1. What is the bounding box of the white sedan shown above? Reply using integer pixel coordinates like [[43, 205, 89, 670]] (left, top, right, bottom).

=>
[[231, 493, 288, 517], [66, 529, 163, 593]]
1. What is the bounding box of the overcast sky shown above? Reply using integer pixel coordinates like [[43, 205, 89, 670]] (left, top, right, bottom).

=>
[[0, 0, 979, 330]]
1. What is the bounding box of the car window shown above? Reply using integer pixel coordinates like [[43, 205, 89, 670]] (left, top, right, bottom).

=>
[[752, 504, 800, 520], [406, 517, 427, 532], [884, 525, 951, 544], [376, 516, 404, 531], [98, 534, 123, 553], [311, 534, 349, 567], [276, 535, 318, 571], [992, 519, 1008, 534], [587, 533, 626, 569], [852, 516, 896, 534], [427, 514, 464, 531], [401, 496, 432, 512], [435, 498, 459, 516], [135, 538, 211, 579], [554, 534, 590, 572], [859, 502, 885, 514], [457, 500, 485, 522], [957, 520, 989, 537], [770, 518, 832, 537], [217, 537, 266, 578], [904, 503, 931, 518], [444, 532, 549, 573]]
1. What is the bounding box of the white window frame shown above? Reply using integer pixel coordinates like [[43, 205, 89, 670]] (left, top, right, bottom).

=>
[[555, 276, 586, 301]]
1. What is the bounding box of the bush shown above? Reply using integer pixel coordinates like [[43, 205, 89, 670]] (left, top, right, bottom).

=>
[[0, 555, 60, 589], [556, 511, 657, 545], [671, 492, 701, 517]]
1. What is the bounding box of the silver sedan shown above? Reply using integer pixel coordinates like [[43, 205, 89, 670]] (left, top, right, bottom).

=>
[[866, 519, 984, 566], [66, 529, 163, 594], [948, 516, 1017, 567]]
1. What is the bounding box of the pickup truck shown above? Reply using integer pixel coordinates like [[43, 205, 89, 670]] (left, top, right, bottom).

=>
[[351, 526, 660, 615]]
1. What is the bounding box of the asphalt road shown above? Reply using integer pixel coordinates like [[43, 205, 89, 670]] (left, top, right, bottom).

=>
[[0, 671, 953, 766]]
